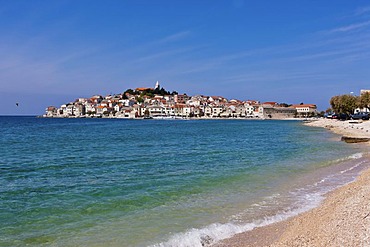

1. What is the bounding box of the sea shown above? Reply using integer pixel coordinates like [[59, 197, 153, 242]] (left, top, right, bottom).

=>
[[0, 116, 369, 247]]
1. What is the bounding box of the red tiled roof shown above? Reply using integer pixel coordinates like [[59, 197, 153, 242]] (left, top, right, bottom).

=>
[[291, 104, 317, 108], [136, 87, 154, 91], [262, 102, 278, 105]]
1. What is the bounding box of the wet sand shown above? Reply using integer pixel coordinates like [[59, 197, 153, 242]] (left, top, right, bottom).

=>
[[214, 118, 370, 247]]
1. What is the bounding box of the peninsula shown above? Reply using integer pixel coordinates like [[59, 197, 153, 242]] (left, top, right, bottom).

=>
[[44, 81, 317, 120]]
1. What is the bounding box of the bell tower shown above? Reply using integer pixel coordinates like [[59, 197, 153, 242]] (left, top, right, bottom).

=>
[[155, 81, 160, 90]]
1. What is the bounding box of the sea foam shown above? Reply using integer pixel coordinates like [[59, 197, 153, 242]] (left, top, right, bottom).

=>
[[151, 155, 370, 247], [151, 193, 324, 247]]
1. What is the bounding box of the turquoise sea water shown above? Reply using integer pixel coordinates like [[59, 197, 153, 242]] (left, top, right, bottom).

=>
[[0, 117, 368, 247]]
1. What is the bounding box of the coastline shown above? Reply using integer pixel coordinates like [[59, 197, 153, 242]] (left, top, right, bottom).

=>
[[214, 118, 370, 247], [305, 118, 370, 140]]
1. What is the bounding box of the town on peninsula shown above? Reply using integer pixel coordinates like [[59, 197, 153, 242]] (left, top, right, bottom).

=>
[[44, 81, 318, 119]]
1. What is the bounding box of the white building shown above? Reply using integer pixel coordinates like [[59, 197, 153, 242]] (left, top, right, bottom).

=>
[[291, 104, 317, 114], [244, 104, 255, 117], [212, 106, 224, 117]]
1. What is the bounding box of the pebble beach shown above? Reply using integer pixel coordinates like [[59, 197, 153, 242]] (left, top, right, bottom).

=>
[[215, 118, 370, 247]]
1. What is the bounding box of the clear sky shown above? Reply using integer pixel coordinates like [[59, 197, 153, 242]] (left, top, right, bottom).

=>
[[1, 0, 370, 115]]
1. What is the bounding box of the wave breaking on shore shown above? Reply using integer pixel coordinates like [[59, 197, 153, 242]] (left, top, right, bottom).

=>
[[151, 152, 369, 247]]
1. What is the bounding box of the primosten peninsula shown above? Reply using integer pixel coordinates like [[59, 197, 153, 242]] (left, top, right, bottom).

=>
[[44, 81, 317, 120]]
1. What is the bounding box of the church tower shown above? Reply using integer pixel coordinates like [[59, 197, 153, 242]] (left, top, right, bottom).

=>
[[155, 81, 160, 90]]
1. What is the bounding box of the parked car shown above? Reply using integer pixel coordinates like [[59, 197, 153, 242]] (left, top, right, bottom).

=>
[[339, 113, 350, 121], [350, 112, 370, 120], [331, 113, 339, 119]]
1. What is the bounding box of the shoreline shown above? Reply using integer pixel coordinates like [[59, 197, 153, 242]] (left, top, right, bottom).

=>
[[38, 114, 306, 121], [305, 118, 370, 140], [214, 118, 370, 246]]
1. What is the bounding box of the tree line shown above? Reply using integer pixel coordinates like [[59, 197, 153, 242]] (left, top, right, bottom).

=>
[[329, 92, 370, 114], [124, 87, 178, 97]]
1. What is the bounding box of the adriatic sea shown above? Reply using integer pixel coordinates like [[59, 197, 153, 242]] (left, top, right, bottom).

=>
[[0, 117, 368, 246]]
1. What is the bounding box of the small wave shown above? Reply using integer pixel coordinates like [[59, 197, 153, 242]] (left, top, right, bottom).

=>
[[150, 193, 323, 247], [151, 154, 370, 247], [340, 160, 366, 174], [329, 152, 363, 164], [314, 152, 364, 169], [337, 152, 363, 162], [304, 159, 367, 193], [348, 153, 363, 159]]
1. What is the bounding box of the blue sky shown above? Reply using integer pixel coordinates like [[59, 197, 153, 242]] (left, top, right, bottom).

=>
[[1, 0, 370, 115]]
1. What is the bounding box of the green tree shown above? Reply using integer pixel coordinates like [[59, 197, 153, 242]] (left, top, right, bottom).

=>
[[137, 97, 144, 103], [124, 89, 136, 95], [330, 94, 358, 114], [358, 92, 370, 109], [279, 103, 292, 107]]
